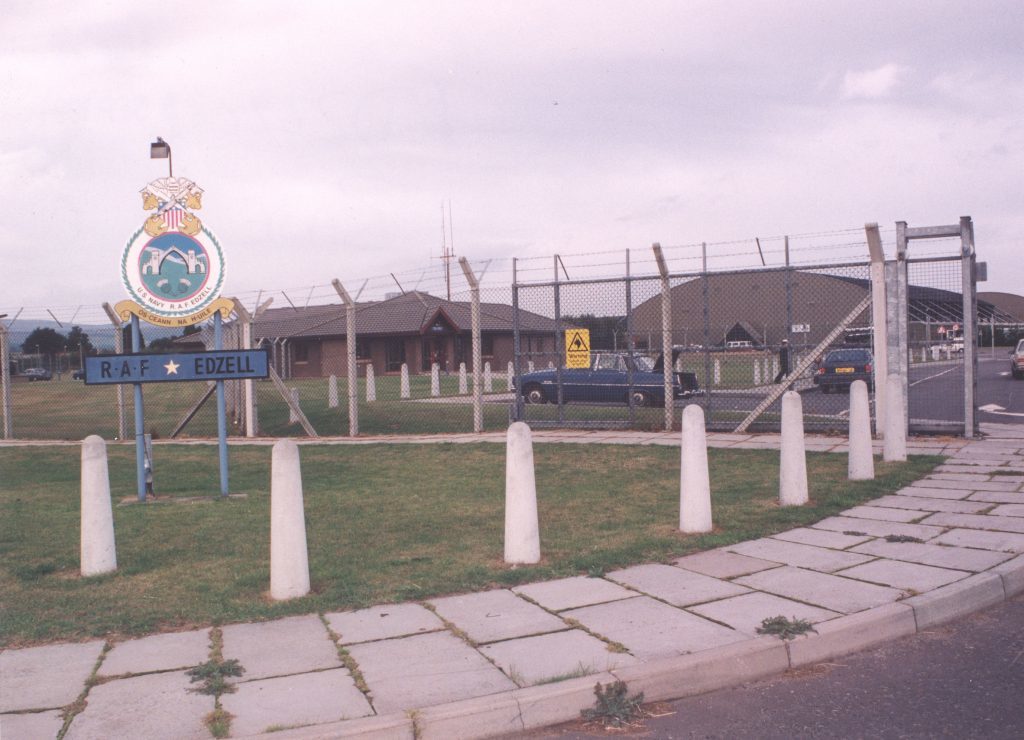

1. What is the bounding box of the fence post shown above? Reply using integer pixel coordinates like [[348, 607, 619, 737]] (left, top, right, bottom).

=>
[[960, 216, 977, 439], [331, 279, 359, 437], [231, 298, 260, 437], [653, 243, 673, 432], [458, 257, 484, 433], [102, 302, 127, 440], [865, 224, 887, 436], [0, 321, 11, 439]]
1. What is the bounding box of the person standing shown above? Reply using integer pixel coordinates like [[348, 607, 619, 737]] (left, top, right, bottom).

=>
[[774, 339, 790, 383]]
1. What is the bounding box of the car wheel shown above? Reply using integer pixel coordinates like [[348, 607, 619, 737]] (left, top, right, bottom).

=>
[[523, 384, 547, 404], [1014, 370, 1023, 380], [630, 390, 651, 407]]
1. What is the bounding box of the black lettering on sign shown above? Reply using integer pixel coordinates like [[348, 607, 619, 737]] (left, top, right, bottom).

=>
[[194, 359, 204, 375], [120, 361, 132, 378], [225, 357, 236, 374], [205, 358, 217, 374], [101, 361, 112, 379], [139, 360, 150, 376]]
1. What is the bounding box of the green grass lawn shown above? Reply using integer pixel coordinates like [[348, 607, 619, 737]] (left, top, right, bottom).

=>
[[0, 442, 940, 647]]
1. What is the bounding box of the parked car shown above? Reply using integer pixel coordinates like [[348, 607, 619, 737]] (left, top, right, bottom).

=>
[[515, 350, 699, 406], [1010, 339, 1024, 379], [72, 369, 86, 380], [813, 348, 873, 393], [22, 367, 53, 381]]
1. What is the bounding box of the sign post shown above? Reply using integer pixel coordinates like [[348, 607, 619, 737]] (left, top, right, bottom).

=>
[[113, 154, 235, 499]]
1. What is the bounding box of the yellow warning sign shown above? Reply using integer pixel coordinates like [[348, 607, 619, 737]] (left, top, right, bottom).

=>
[[565, 329, 591, 369]]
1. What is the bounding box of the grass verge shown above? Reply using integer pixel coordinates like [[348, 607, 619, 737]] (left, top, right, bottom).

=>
[[0, 442, 939, 646]]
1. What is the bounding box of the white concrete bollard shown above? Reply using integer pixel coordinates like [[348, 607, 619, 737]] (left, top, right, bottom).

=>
[[289, 388, 300, 424], [847, 379, 875, 480], [81, 435, 117, 576], [679, 405, 713, 533], [366, 364, 376, 402], [459, 362, 468, 394], [270, 439, 311, 600], [400, 363, 410, 399], [506, 361, 514, 391], [528, 361, 535, 373], [921, 347, 927, 363], [931, 346, 940, 361], [883, 374, 907, 462], [753, 361, 761, 386], [779, 390, 809, 506], [484, 361, 493, 393], [328, 374, 339, 409], [547, 361, 554, 369], [431, 363, 440, 397], [714, 358, 721, 385], [504, 422, 540, 564]]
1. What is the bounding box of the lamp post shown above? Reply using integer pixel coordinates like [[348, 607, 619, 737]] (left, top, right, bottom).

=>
[[150, 137, 172, 177]]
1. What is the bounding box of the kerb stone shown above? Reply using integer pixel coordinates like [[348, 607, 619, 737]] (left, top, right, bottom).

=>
[[903, 572, 1006, 630], [787, 603, 916, 667]]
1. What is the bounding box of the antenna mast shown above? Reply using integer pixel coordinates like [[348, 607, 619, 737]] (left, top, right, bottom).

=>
[[438, 201, 456, 300]]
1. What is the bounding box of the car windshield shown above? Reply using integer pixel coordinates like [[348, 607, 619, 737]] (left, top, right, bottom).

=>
[[825, 350, 869, 363], [634, 356, 655, 372], [1016, 340, 1024, 353]]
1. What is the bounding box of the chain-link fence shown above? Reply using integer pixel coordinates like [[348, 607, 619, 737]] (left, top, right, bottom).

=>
[[0, 224, 1004, 441]]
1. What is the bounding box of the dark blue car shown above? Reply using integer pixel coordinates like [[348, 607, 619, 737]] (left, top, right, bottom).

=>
[[516, 351, 699, 407]]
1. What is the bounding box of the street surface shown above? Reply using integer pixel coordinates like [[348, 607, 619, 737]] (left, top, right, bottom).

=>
[[531, 594, 1024, 739]]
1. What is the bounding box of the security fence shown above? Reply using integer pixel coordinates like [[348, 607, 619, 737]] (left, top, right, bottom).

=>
[[0, 220, 1006, 441]]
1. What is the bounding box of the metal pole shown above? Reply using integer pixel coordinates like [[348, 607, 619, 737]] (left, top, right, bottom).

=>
[[131, 315, 146, 501], [553, 256, 564, 423], [701, 242, 711, 425], [512, 259, 523, 421], [653, 243, 672, 431], [961, 216, 977, 438], [331, 279, 359, 437], [0, 323, 12, 439], [625, 249, 635, 427], [458, 258, 483, 433], [214, 311, 229, 496]]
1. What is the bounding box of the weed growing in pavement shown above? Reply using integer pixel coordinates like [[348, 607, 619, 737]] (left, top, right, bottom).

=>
[[843, 530, 868, 536], [756, 615, 818, 640], [204, 708, 233, 739], [187, 658, 244, 695], [581, 680, 645, 727], [885, 534, 925, 543]]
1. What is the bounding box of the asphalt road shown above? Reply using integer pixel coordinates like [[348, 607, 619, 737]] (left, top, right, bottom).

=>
[[531, 594, 1024, 740]]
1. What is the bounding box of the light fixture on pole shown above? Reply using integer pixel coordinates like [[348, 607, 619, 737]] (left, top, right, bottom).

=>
[[150, 137, 172, 177]]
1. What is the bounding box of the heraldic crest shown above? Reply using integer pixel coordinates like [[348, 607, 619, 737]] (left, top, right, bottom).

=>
[[118, 176, 230, 327]]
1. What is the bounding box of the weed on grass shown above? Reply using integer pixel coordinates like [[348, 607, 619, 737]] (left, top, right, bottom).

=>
[[756, 615, 818, 640], [581, 680, 645, 727]]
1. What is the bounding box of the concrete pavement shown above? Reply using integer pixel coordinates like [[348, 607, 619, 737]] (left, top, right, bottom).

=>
[[2, 424, 1023, 739]]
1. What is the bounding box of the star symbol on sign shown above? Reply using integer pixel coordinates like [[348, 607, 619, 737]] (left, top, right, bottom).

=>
[[164, 360, 180, 375]]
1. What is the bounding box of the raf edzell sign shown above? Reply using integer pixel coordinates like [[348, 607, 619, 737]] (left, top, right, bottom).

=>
[[84, 350, 269, 385]]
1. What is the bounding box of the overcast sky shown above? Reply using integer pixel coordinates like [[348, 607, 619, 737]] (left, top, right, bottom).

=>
[[2, 0, 1021, 316]]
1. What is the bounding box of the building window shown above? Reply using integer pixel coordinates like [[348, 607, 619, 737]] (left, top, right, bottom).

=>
[[356, 338, 371, 360], [385, 339, 405, 371], [293, 343, 310, 364], [482, 334, 494, 356]]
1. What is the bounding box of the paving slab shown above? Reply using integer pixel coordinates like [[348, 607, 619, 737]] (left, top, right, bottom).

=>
[[606, 563, 749, 606], [898, 485, 974, 500], [325, 603, 443, 645], [562, 596, 745, 660], [839, 505, 926, 523], [221, 667, 372, 737], [687, 591, 839, 635], [0, 640, 104, 712], [727, 538, 874, 573], [100, 629, 210, 676], [734, 566, 903, 613], [932, 528, 1024, 552], [990, 503, 1024, 518], [919, 512, 1024, 534], [479, 629, 639, 686], [927, 472, 992, 482], [850, 539, 1014, 572], [967, 490, 1024, 503], [912, 478, 1020, 492], [836, 559, 970, 592], [0, 709, 64, 739], [868, 494, 991, 514], [221, 615, 340, 681], [428, 590, 567, 644], [810, 516, 945, 541], [770, 527, 873, 549], [512, 576, 635, 611], [672, 550, 780, 579], [64, 670, 211, 740], [346, 631, 516, 713]]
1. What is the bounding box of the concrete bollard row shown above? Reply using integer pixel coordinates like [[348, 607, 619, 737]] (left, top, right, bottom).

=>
[[431, 363, 440, 397], [484, 361, 493, 393], [459, 362, 468, 395], [506, 361, 514, 391], [679, 405, 712, 533], [504, 422, 540, 564], [848, 379, 875, 480], [328, 374, 339, 409], [400, 363, 410, 399], [779, 390, 808, 506], [366, 364, 376, 402], [81, 435, 117, 576], [270, 439, 311, 600]]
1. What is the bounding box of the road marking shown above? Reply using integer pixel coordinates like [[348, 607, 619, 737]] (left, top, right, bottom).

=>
[[910, 366, 959, 387], [978, 403, 1024, 418]]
